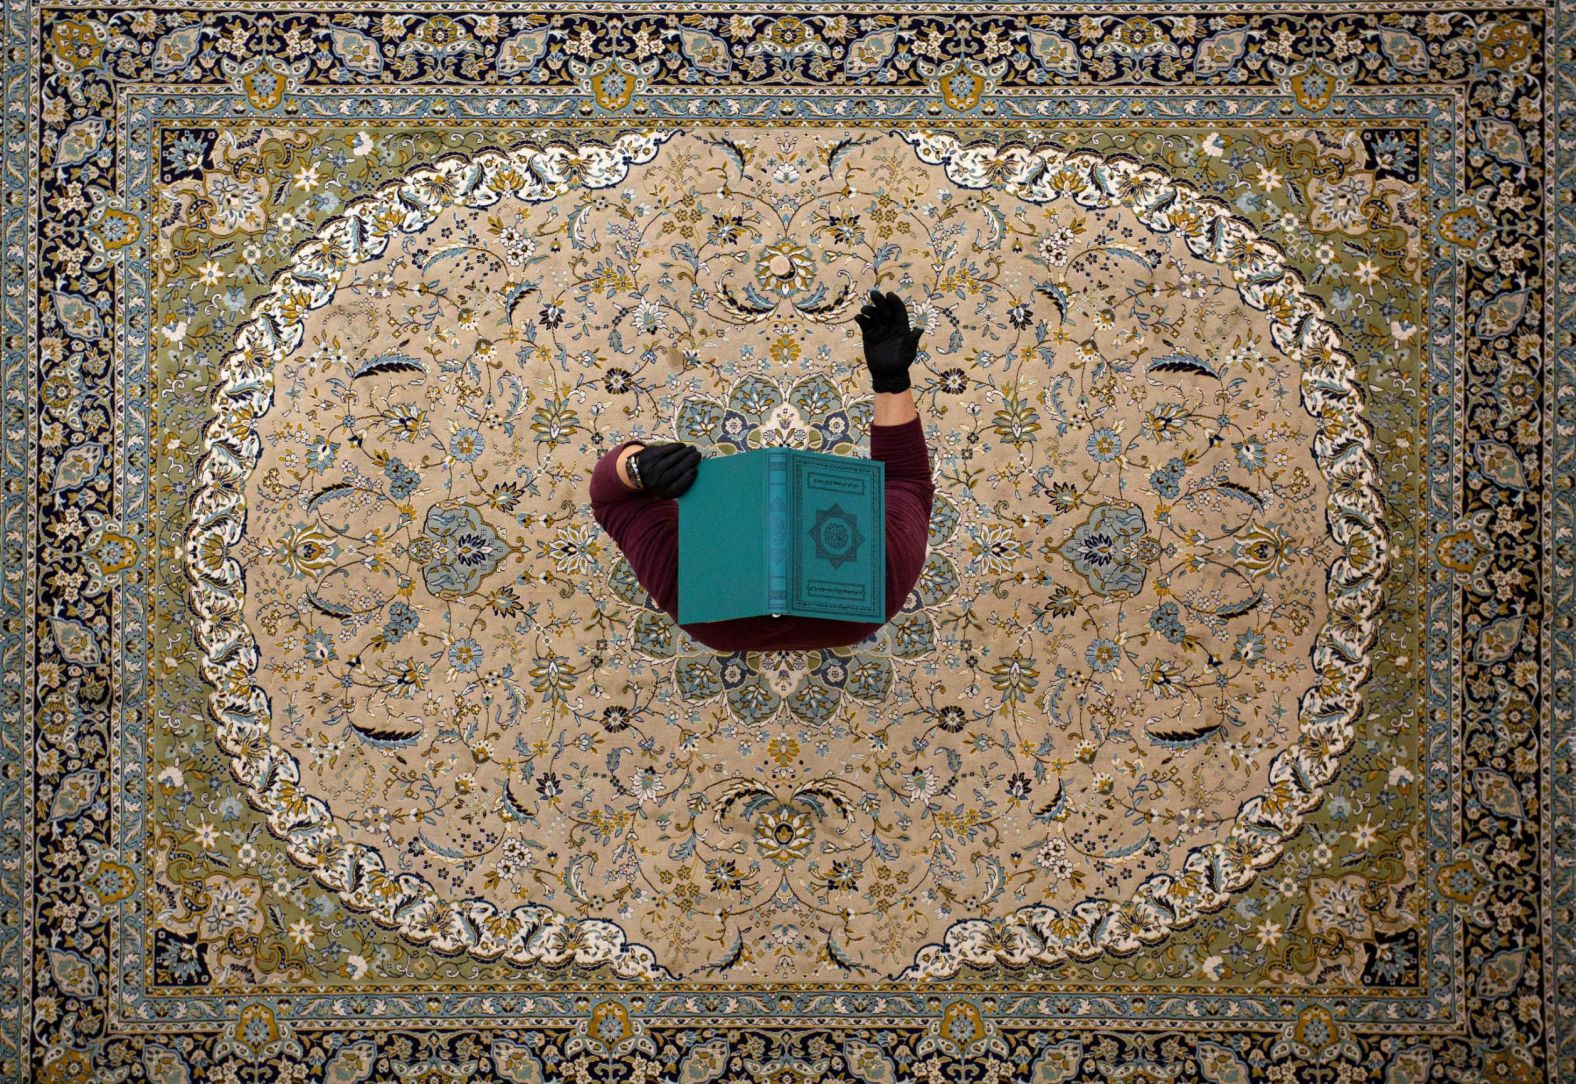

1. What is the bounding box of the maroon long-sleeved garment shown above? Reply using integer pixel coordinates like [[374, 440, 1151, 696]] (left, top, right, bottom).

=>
[[589, 416, 936, 652]]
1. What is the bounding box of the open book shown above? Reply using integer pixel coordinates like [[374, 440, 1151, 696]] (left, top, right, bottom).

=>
[[677, 448, 885, 625]]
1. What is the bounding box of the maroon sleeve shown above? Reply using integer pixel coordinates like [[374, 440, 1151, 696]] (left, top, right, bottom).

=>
[[870, 415, 936, 620], [589, 439, 681, 618]]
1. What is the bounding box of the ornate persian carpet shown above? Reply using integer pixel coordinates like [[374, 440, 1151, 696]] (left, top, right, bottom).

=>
[[5, 0, 1574, 1080]]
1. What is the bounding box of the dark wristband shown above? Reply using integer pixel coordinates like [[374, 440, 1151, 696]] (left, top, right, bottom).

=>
[[871, 370, 912, 394]]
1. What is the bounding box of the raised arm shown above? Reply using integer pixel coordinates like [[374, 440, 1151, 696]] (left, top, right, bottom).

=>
[[870, 411, 935, 621], [857, 291, 935, 620]]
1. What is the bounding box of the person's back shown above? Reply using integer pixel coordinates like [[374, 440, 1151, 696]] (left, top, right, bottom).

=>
[[589, 289, 935, 652]]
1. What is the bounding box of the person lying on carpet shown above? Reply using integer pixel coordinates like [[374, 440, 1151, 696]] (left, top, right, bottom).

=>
[[588, 287, 936, 653]]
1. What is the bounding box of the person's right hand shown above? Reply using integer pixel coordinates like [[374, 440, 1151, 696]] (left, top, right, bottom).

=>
[[854, 287, 923, 394], [629, 442, 702, 498]]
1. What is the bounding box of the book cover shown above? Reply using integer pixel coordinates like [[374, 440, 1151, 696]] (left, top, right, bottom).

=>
[[677, 448, 884, 625]]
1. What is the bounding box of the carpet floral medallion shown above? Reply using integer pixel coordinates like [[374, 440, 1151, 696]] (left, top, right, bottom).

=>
[[6, 2, 1573, 1082]]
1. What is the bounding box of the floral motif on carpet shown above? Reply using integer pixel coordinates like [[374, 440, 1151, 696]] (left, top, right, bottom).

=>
[[6, 4, 1570, 1083]]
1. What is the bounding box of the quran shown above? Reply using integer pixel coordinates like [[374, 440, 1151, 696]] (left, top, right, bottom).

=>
[[676, 449, 885, 625]]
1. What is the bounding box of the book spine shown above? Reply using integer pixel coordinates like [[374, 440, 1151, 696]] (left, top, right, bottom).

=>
[[767, 451, 789, 612]]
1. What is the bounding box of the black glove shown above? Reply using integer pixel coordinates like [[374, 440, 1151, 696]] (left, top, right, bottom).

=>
[[854, 287, 923, 394], [628, 442, 702, 498]]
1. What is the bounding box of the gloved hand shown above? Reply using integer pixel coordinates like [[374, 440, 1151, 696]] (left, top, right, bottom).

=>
[[854, 287, 924, 394], [626, 441, 702, 498]]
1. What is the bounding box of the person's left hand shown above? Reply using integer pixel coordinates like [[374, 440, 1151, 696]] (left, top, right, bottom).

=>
[[629, 442, 703, 498], [855, 287, 923, 394]]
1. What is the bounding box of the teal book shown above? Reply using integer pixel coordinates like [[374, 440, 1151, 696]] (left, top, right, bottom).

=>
[[676, 449, 884, 625]]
